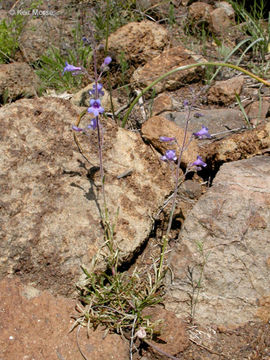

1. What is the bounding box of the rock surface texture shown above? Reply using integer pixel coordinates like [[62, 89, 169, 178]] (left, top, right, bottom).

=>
[[166, 155, 270, 327], [107, 20, 169, 64], [0, 277, 129, 360], [132, 46, 205, 94], [0, 97, 173, 295], [0, 62, 40, 102]]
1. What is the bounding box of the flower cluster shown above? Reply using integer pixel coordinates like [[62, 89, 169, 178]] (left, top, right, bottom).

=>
[[160, 125, 211, 170], [63, 57, 112, 133]]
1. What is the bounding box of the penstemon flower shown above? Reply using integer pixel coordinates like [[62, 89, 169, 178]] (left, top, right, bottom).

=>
[[161, 149, 177, 162], [193, 125, 211, 139], [62, 61, 83, 76], [190, 155, 207, 170], [87, 98, 104, 117]]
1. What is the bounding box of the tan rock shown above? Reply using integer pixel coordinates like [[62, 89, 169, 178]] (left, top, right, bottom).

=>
[[71, 82, 121, 112], [216, 1, 235, 19], [141, 115, 199, 166], [132, 46, 205, 94], [107, 20, 169, 64], [208, 76, 244, 105], [202, 122, 270, 163], [0, 62, 40, 102], [0, 97, 174, 295], [209, 7, 233, 34], [188, 2, 214, 22], [152, 93, 173, 116], [245, 99, 270, 124], [0, 276, 129, 360]]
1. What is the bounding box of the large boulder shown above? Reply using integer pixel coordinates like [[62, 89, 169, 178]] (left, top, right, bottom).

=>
[[166, 155, 270, 327], [0, 97, 174, 295]]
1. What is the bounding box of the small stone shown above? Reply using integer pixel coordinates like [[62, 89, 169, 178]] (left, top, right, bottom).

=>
[[152, 93, 173, 115], [208, 76, 244, 105]]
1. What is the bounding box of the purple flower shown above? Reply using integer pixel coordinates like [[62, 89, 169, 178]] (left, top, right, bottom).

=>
[[72, 125, 84, 132], [62, 61, 82, 76], [87, 118, 97, 130], [87, 99, 104, 117], [161, 150, 177, 162], [103, 56, 112, 66], [183, 99, 189, 107], [190, 156, 207, 169], [89, 83, 104, 97], [159, 136, 175, 142], [193, 126, 211, 139]]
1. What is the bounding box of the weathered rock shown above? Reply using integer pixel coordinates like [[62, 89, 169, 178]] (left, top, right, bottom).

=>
[[71, 83, 121, 112], [0, 97, 174, 295], [0, 276, 129, 360], [142, 307, 189, 358], [152, 93, 173, 116], [208, 76, 244, 105], [209, 8, 232, 34], [141, 115, 199, 166], [19, 17, 72, 62], [203, 122, 270, 165], [132, 46, 205, 95], [166, 155, 270, 327], [0, 62, 40, 102], [216, 1, 235, 19], [107, 21, 169, 64], [245, 99, 270, 125], [188, 2, 214, 23]]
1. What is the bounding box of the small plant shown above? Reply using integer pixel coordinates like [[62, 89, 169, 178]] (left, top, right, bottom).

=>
[[0, 15, 24, 63], [93, 0, 141, 41], [228, 0, 270, 61], [34, 26, 93, 92]]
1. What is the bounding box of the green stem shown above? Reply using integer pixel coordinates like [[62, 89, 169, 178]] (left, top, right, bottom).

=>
[[121, 62, 270, 128]]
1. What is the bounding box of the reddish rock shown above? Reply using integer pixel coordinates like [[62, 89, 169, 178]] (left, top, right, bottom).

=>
[[107, 21, 169, 64], [245, 99, 270, 125], [202, 122, 270, 163], [141, 115, 199, 167], [208, 76, 244, 105], [188, 2, 214, 22], [142, 307, 189, 358], [0, 277, 129, 360], [132, 46, 205, 94], [152, 93, 173, 116]]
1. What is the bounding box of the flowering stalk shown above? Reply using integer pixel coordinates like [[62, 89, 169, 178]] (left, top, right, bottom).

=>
[[63, 48, 112, 228]]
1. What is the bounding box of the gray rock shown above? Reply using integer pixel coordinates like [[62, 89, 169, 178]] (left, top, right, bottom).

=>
[[167, 108, 247, 140], [166, 155, 270, 327]]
